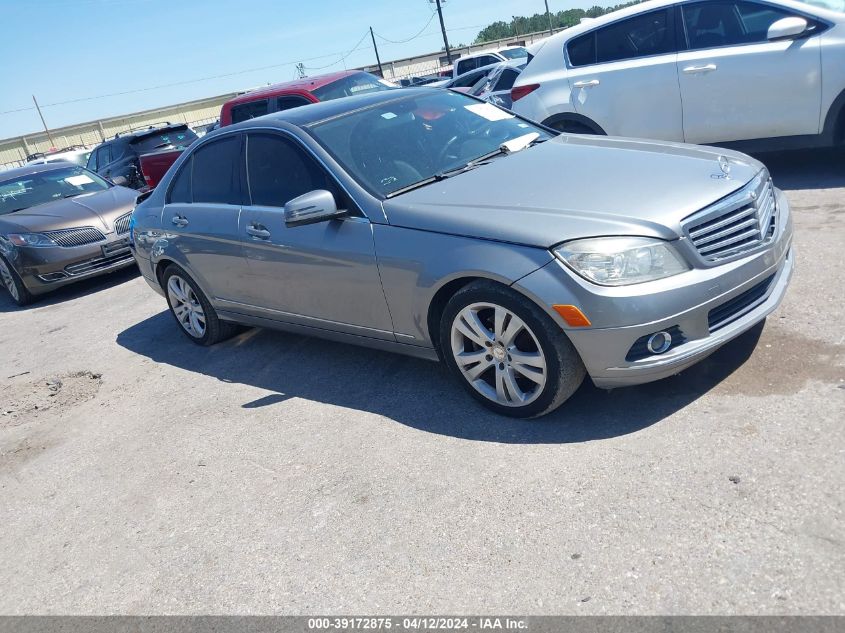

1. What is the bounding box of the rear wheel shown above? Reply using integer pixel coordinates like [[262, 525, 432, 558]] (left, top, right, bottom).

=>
[[162, 264, 239, 346], [0, 255, 33, 307], [440, 281, 585, 418]]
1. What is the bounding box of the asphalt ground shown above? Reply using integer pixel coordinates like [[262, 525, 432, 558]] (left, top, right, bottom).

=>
[[0, 148, 843, 614]]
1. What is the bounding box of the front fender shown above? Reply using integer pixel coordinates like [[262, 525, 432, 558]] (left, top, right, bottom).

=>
[[373, 225, 553, 347]]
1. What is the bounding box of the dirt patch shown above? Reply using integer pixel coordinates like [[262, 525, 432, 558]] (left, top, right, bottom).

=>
[[1, 371, 103, 428], [712, 324, 845, 397]]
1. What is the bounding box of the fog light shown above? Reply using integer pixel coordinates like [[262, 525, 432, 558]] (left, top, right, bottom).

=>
[[646, 331, 672, 354]]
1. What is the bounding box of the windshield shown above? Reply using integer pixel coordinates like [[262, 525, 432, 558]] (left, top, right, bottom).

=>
[[308, 91, 551, 197], [130, 127, 198, 153], [499, 47, 528, 60], [312, 73, 396, 102], [796, 0, 845, 10], [0, 166, 110, 215]]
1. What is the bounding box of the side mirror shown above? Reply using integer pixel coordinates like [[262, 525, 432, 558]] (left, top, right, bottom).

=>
[[111, 175, 128, 186], [767, 16, 808, 41], [284, 190, 346, 227]]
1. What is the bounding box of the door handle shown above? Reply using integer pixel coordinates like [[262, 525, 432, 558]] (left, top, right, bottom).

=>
[[171, 215, 188, 227], [683, 64, 717, 74], [573, 79, 600, 88], [246, 226, 271, 239]]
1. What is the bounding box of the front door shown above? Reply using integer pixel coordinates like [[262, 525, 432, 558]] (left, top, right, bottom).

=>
[[565, 7, 684, 140], [677, 0, 822, 144], [238, 132, 395, 341]]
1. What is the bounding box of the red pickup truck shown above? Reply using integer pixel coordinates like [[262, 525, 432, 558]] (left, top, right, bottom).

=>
[[139, 147, 185, 190], [219, 70, 395, 127]]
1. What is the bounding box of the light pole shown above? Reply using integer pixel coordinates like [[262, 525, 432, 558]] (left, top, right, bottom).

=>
[[544, 0, 554, 35]]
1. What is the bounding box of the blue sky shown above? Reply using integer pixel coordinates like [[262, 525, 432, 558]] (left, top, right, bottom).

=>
[[0, 0, 583, 139]]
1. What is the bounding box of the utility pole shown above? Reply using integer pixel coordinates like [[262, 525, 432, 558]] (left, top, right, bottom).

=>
[[32, 95, 55, 148], [544, 0, 554, 35], [432, 0, 452, 65], [295, 63, 306, 78], [370, 27, 384, 78]]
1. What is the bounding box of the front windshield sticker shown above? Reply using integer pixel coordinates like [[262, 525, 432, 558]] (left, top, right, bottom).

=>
[[381, 112, 398, 120], [464, 103, 514, 122], [65, 174, 94, 186]]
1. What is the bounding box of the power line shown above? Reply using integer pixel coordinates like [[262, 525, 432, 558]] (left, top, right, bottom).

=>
[[374, 10, 437, 44], [302, 30, 371, 71]]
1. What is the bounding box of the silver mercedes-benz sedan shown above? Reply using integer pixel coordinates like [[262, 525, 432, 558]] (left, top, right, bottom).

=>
[[130, 88, 793, 418]]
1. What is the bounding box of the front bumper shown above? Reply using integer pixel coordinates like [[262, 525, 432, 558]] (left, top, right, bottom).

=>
[[514, 189, 794, 389], [10, 235, 136, 296]]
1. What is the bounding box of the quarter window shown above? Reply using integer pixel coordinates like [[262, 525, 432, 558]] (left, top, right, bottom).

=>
[[167, 157, 192, 204], [683, 1, 797, 49], [231, 99, 269, 124], [98, 145, 112, 167], [568, 32, 597, 66], [246, 134, 338, 208], [191, 136, 242, 205], [276, 96, 311, 111]]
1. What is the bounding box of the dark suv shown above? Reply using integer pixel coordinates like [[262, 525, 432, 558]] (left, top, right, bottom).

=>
[[86, 123, 198, 190]]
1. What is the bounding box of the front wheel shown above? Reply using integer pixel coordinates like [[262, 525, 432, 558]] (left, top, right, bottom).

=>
[[440, 281, 586, 418], [0, 255, 34, 306]]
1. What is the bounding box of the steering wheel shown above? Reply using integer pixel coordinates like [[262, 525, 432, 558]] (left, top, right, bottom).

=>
[[435, 119, 499, 165]]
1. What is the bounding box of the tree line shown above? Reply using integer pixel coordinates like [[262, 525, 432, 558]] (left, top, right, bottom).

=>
[[474, 2, 642, 43]]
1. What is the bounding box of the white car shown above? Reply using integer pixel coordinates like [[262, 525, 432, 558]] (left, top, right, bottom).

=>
[[511, 0, 845, 150], [451, 46, 528, 78]]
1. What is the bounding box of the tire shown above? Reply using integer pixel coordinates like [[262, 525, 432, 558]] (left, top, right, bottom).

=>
[[0, 254, 34, 307], [161, 264, 239, 346], [439, 280, 586, 418], [550, 120, 598, 135]]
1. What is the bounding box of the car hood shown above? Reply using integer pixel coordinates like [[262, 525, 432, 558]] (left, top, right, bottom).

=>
[[0, 186, 137, 235], [382, 135, 764, 248]]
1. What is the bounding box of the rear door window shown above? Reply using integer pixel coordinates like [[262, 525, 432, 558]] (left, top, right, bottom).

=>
[[568, 32, 597, 66], [276, 95, 312, 112], [594, 9, 675, 63], [231, 99, 270, 124], [191, 135, 242, 205], [456, 58, 477, 75], [167, 157, 192, 204]]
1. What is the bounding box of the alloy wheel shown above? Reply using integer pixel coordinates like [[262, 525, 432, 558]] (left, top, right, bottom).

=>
[[450, 302, 547, 407], [0, 258, 20, 302], [167, 274, 206, 338]]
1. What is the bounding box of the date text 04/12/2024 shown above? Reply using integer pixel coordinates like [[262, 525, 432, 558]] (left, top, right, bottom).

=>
[[307, 617, 528, 630]]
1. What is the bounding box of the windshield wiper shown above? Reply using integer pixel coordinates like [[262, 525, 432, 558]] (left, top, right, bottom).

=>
[[385, 133, 546, 198]]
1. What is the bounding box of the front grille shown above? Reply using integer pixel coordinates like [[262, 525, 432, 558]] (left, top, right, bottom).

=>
[[44, 226, 106, 247], [708, 274, 775, 332], [684, 174, 777, 263], [64, 251, 134, 276], [114, 212, 131, 235]]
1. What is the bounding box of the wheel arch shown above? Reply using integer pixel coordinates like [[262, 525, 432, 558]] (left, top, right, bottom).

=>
[[542, 112, 607, 135], [822, 87, 845, 144]]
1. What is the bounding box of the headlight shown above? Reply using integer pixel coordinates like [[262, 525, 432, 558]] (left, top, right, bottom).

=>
[[6, 233, 57, 247], [553, 237, 690, 286]]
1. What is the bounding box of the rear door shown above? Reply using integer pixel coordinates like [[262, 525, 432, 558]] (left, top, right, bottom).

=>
[[238, 132, 394, 340], [565, 7, 684, 140], [162, 134, 251, 303], [677, 0, 823, 143]]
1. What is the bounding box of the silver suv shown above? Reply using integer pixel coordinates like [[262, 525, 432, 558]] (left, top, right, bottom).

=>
[[130, 89, 793, 418], [512, 0, 845, 150]]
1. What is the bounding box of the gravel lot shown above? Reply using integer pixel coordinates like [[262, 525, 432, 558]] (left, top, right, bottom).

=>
[[0, 149, 843, 615]]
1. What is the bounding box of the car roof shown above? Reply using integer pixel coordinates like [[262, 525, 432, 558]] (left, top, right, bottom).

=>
[[224, 88, 436, 130], [0, 161, 81, 181], [224, 70, 368, 107]]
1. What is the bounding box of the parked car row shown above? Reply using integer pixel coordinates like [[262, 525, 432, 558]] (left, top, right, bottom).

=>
[[6, 0, 841, 417]]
